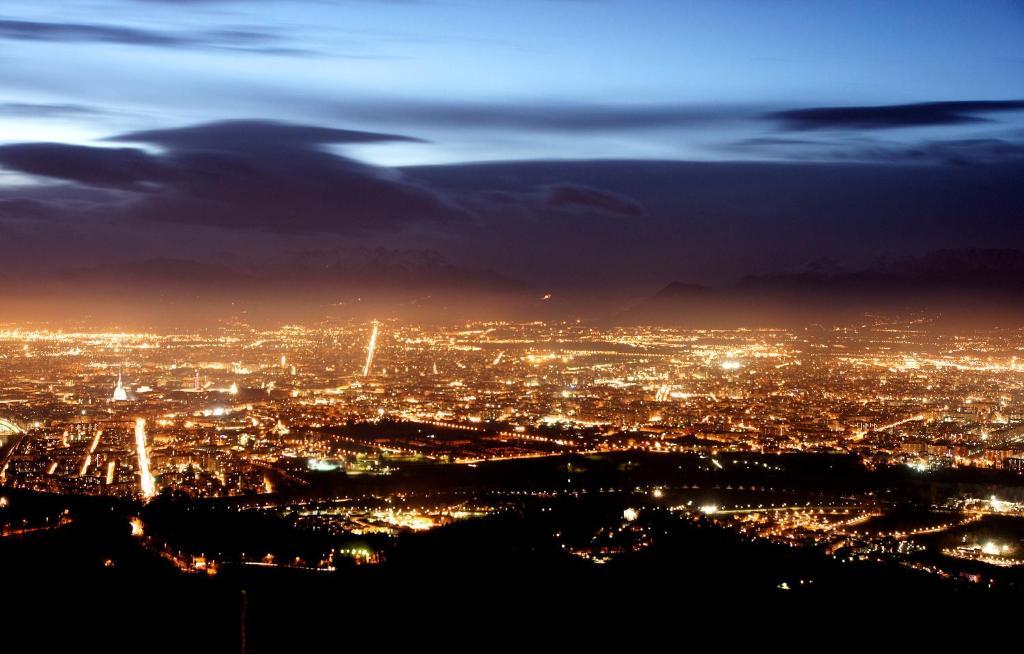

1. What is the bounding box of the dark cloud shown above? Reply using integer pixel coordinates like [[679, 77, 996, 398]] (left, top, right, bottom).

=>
[[324, 97, 1024, 169], [0, 18, 193, 46], [0, 120, 464, 233], [731, 137, 824, 147], [769, 100, 1024, 130], [0, 18, 312, 55], [826, 138, 1024, 166], [540, 184, 645, 217], [110, 120, 425, 149], [406, 159, 1024, 287], [0, 144, 166, 189], [335, 101, 746, 131], [725, 134, 1024, 165], [2, 123, 1023, 289], [0, 102, 106, 117], [330, 98, 1024, 138]]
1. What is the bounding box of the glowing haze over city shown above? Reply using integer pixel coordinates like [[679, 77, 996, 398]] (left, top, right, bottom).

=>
[[1, 0, 1024, 642]]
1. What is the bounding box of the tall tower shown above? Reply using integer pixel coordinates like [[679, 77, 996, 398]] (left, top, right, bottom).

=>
[[112, 368, 128, 402]]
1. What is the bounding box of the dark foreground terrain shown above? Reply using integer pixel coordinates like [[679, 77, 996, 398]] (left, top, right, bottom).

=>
[[3, 452, 1022, 649]]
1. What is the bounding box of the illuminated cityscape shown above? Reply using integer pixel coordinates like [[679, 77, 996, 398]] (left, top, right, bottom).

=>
[[5, 317, 1024, 594], [1, 0, 1023, 644]]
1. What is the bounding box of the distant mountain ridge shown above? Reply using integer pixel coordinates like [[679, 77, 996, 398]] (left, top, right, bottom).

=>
[[626, 248, 1024, 327], [743, 248, 1024, 290]]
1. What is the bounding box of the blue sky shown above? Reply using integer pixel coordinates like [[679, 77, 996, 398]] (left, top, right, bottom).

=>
[[1, 0, 1021, 164]]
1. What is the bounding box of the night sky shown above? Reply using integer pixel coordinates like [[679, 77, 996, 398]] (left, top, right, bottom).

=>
[[0, 0, 1022, 297]]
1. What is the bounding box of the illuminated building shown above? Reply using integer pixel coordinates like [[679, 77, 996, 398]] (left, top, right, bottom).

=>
[[112, 370, 128, 402]]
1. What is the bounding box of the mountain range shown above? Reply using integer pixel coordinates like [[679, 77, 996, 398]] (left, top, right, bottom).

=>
[[625, 248, 1024, 326]]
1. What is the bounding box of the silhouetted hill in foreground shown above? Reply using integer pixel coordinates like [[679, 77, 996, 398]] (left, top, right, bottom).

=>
[[626, 248, 1024, 327]]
